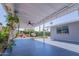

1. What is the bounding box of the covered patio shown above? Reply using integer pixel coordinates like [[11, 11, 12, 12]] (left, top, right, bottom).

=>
[[1, 3, 79, 56]]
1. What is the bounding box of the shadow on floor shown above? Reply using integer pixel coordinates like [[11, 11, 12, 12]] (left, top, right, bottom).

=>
[[54, 40, 79, 45]]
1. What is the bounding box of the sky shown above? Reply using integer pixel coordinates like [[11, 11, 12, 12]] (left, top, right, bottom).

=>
[[0, 4, 7, 26], [0, 3, 79, 31]]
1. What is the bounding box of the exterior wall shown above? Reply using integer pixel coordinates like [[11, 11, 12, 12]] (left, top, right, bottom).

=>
[[51, 21, 79, 42]]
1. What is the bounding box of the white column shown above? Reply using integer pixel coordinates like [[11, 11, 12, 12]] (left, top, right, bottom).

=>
[[43, 20, 45, 43], [29, 28, 30, 37], [18, 23, 20, 34], [34, 27, 36, 39], [78, 8, 79, 16], [39, 25, 41, 32]]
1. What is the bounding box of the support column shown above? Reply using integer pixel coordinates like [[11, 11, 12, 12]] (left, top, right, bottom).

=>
[[39, 25, 41, 39], [18, 23, 20, 34], [43, 20, 45, 43], [29, 28, 30, 37], [39, 25, 41, 32], [78, 8, 79, 16], [33, 27, 36, 39]]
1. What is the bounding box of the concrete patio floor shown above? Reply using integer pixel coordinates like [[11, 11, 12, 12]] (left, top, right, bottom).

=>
[[3, 38, 79, 56]]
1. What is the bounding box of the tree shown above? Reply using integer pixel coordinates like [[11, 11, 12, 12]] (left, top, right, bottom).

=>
[[6, 13, 19, 43]]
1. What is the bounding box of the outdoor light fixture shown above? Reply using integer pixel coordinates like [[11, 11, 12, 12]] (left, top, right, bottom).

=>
[[27, 21, 34, 26], [14, 10, 18, 14], [50, 22, 53, 24]]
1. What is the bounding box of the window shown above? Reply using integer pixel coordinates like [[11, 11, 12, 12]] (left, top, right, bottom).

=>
[[57, 26, 69, 34]]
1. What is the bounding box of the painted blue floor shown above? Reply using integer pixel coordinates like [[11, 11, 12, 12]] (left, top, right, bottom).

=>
[[3, 39, 79, 56]]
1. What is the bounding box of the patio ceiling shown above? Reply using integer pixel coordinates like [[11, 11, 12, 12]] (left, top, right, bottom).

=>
[[3, 3, 79, 28]]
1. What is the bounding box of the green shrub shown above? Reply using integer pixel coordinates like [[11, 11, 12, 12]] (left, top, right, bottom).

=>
[[0, 31, 9, 43]]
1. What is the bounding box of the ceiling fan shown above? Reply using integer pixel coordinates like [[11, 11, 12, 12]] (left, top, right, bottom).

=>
[[27, 21, 34, 26]]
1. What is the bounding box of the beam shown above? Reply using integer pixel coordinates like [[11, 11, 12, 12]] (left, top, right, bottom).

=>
[[35, 4, 79, 26]]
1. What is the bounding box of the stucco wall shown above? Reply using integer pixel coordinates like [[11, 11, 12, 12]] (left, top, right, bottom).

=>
[[51, 21, 79, 42]]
